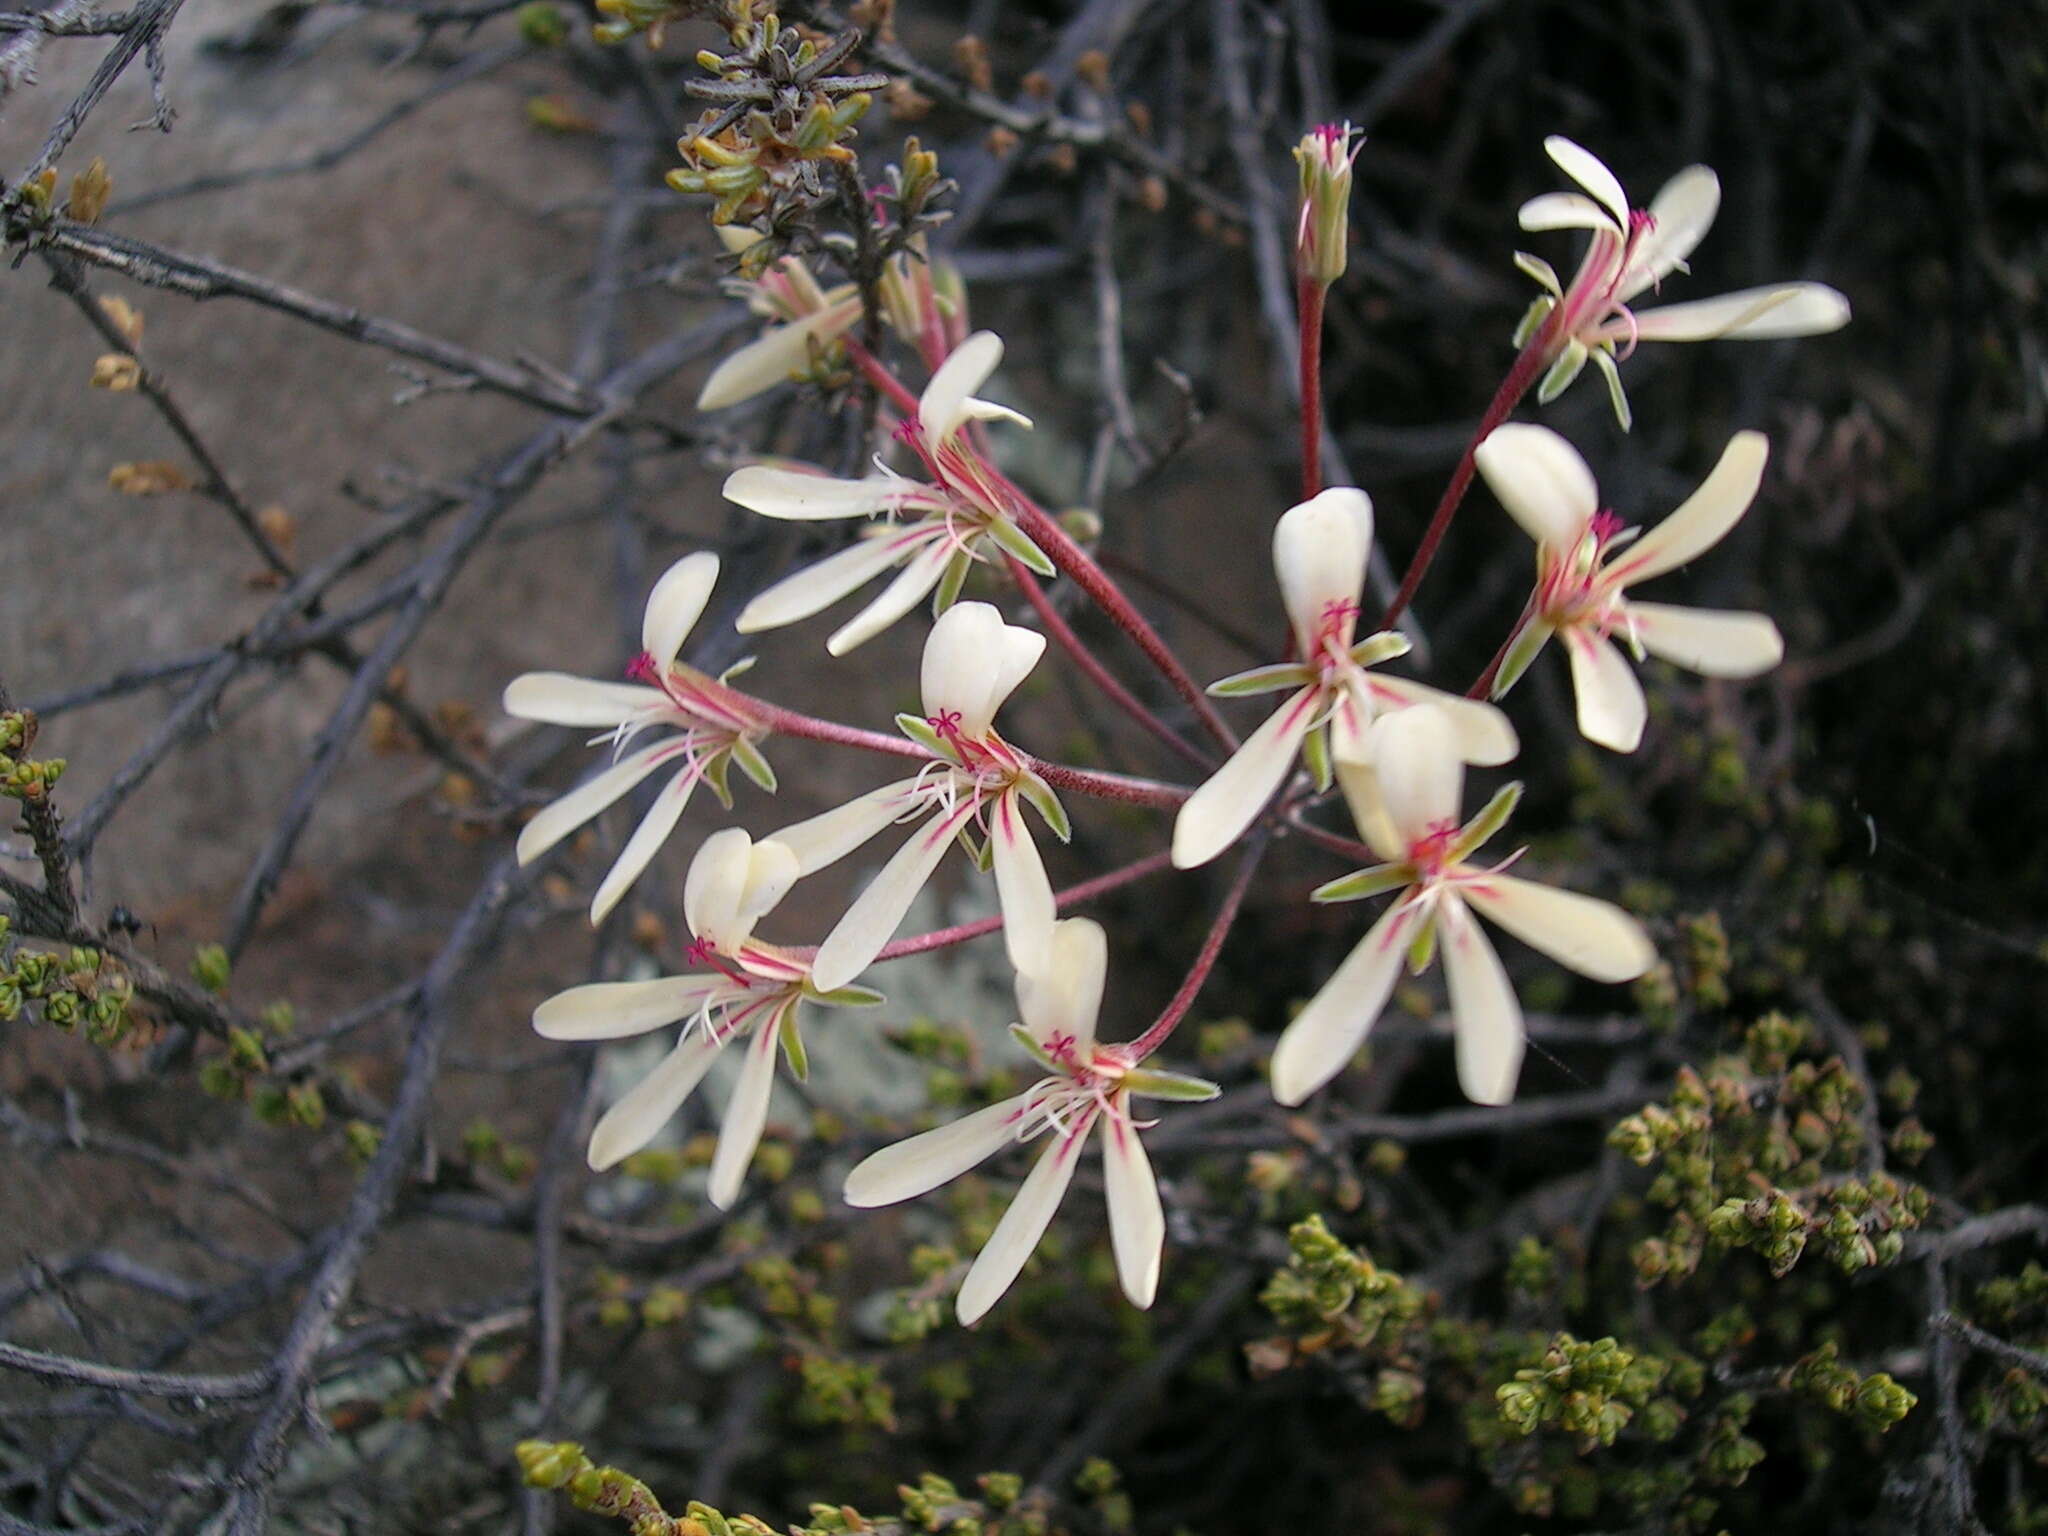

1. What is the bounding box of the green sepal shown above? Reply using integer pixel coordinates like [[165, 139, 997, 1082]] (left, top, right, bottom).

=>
[[1008, 1022, 1061, 1072], [1121, 1066, 1222, 1102], [1348, 631, 1412, 669], [960, 825, 992, 870], [1513, 253, 1563, 297], [1016, 773, 1070, 842], [731, 735, 777, 794], [1491, 620, 1554, 700], [1302, 722, 1334, 794], [980, 515, 1055, 577], [718, 655, 758, 685], [1405, 916, 1438, 975], [806, 983, 885, 1007], [1512, 293, 1557, 348], [932, 547, 974, 616], [1536, 338, 1587, 404], [895, 712, 956, 762], [778, 1008, 809, 1081], [1591, 346, 1633, 432], [1207, 663, 1314, 698], [701, 750, 736, 811], [1312, 863, 1411, 903], [1450, 781, 1523, 863]]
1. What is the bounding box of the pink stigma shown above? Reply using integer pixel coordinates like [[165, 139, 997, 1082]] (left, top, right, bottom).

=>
[[1589, 508, 1628, 546], [891, 417, 922, 446], [684, 936, 716, 966], [1408, 816, 1463, 873], [1628, 208, 1657, 236], [927, 708, 964, 741], [625, 651, 661, 684], [1045, 1030, 1078, 1065]]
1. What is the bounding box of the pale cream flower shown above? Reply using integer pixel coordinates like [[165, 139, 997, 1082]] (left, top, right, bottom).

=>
[[533, 829, 879, 1207], [844, 919, 1218, 1325], [768, 602, 1066, 990], [1272, 706, 1655, 1108], [1473, 423, 1785, 753], [697, 226, 863, 411], [503, 553, 774, 924], [1171, 488, 1517, 869], [1514, 136, 1850, 429]]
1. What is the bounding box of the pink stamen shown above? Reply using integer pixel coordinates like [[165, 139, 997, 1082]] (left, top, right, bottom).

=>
[[625, 651, 661, 684], [685, 936, 750, 987]]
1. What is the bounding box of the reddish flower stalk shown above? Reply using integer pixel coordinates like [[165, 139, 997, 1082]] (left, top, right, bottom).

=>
[[1127, 833, 1265, 1060], [1377, 310, 1561, 631], [856, 850, 1175, 962], [1020, 754, 1188, 809], [1298, 273, 1326, 502]]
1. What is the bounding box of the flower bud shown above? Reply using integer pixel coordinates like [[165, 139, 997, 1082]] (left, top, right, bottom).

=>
[[1293, 122, 1360, 287]]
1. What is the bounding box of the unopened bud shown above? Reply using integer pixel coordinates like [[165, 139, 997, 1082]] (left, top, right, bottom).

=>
[[1293, 122, 1361, 287]]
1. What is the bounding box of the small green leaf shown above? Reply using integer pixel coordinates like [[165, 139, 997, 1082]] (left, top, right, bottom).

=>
[[1513, 254, 1562, 297], [807, 983, 886, 1007], [1536, 338, 1587, 404], [1592, 346, 1633, 432], [1207, 664, 1314, 698], [1348, 631, 1412, 669], [718, 655, 758, 684], [981, 516, 1055, 576], [1512, 292, 1558, 347], [932, 547, 974, 615], [778, 1008, 809, 1081], [1302, 722, 1333, 793], [1016, 773, 1070, 842], [895, 712, 954, 761], [1491, 620, 1555, 699], [1121, 1066, 1222, 1102], [1405, 917, 1438, 975], [1450, 781, 1523, 863], [1312, 863, 1410, 903], [732, 735, 777, 794], [702, 750, 736, 811], [1008, 1022, 1060, 1071]]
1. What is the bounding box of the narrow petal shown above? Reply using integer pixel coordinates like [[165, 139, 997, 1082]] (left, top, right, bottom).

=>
[[922, 601, 1044, 736], [723, 465, 907, 520], [1464, 874, 1656, 983], [843, 1095, 1033, 1207], [587, 1030, 725, 1171], [826, 538, 953, 655], [810, 801, 976, 990], [1333, 757, 1406, 863], [956, 1125, 1086, 1325], [1269, 901, 1416, 1106], [683, 827, 753, 945], [642, 553, 719, 672], [1170, 688, 1319, 869], [1610, 431, 1769, 584], [1474, 422, 1598, 552], [707, 1014, 782, 1209], [1368, 703, 1465, 846], [1618, 165, 1720, 302], [1438, 896, 1524, 1106], [769, 779, 920, 876], [503, 673, 664, 728], [990, 791, 1056, 975], [1627, 601, 1784, 678], [697, 300, 860, 410], [533, 975, 726, 1040], [1629, 283, 1851, 342], [515, 739, 681, 865], [1367, 676, 1520, 765], [1565, 630, 1647, 753], [591, 761, 701, 925], [1544, 136, 1630, 230], [1015, 917, 1108, 1055], [736, 528, 931, 633], [1273, 488, 1373, 654], [1102, 1110, 1164, 1309], [1516, 191, 1618, 233], [918, 331, 1003, 447]]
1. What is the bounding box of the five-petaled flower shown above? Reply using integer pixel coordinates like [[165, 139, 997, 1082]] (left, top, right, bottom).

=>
[[1171, 488, 1517, 869], [844, 918, 1219, 1325], [722, 330, 1055, 655], [1474, 423, 1785, 753], [532, 828, 880, 1206], [767, 601, 1068, 990], [1272, 705, 1655, 1109], [503, 553, 775, 923], [1514, 135, 1850, 429]]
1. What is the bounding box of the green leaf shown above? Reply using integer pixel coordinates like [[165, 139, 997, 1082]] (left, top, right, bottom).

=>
[[1121, 1066, 1222, 1102], [1536, 338, 1587, 404], [718, 655, 758, 684], [1450, 781, 1523, 864], [1207, 663, 1314, 698], [1592, 346, 1633, 432], [932, 547, 974, 615], [1348, 631, 1412, 669], [807, 983, 886, 1008], [960, 825, 992, 870], [1312, 863, 1410, 903], [702, 750, 736, 811], [981, 515, 1055, 577], [1008, 1021, 1060, 1072], [1512, 292, 1558, 347], [1491, 620, 1555, 699], [1405, 916, 1438, 975], [1016, 773, 1070, 842], [731, 735, 777, 794], [895, 712, 954, 762], [778, 1008, 809, 1081], [1302, 722, 1333, 793], [1513, 254, 1562, 297]]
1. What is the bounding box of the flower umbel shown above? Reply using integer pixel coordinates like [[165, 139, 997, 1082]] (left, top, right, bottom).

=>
[[843, 919, 1218, 1324], [502, 553, 774, 923], [1271, 705, 1655, 1108], [1474, 424, 1785, 753], [1514, 135, 1850, 429]]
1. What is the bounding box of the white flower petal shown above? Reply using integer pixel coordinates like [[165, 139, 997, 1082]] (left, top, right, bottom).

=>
[[503, 673, 665, 728], [533, 975, 727, 1040], [1273, 488, 1373, 654], [1610, 431, 1769, 585], [1369, 703, 1465, 846], [825, 538, 953, 655], [956, 1126, 1086, 1325], [918, 331, 1004, 446], [515, 739, 681, 865], [1102, 1110, 1164, 1309], [1269, 901, 1416, 1106], [697, 300, 861, 410], [723, 465, 907, 520], [1618, 165, 1720, 302], [707, 1014, 782, 1209], [1474, 422, 1599, 552], [809, 802, 975, 991], [591, 761, 701, 925], [1464, 874, 1656, 983], [1439, 896, 1524, 1106], [843, 1095, 1033, 1207], [1367, 676, 1520, 766], [1517, 191, 1618, 233], [1629, 283, 1850, 342], [961, 398, 1033, 432], [1544, 136, 1631, 230], [736, 528, 931, 633], [587, 1030, 725, 1171], [1627, 601, 1784, 678], [1016, 917, 1108, 1055], [642, 552, 719, 672], [769, 780, 920, 876], [921, 601, 1045, 736], [989, 791, 1055, 975], [1333, 757, 1407, 863], [1170, 688, 1319, 869], [1565, 631, 1647, 752]]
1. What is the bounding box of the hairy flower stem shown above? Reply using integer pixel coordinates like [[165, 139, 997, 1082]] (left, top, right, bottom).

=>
[[846, 850, 1175, 963], [1298, 275, 1326, 502], [1377, 312, 1562, 630], [1022, 756, 1188, 808], [1128, 833, 1266, 1059]]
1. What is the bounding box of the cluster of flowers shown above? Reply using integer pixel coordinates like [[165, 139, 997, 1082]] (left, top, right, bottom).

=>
[[505, 134, 1847, 1325]]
